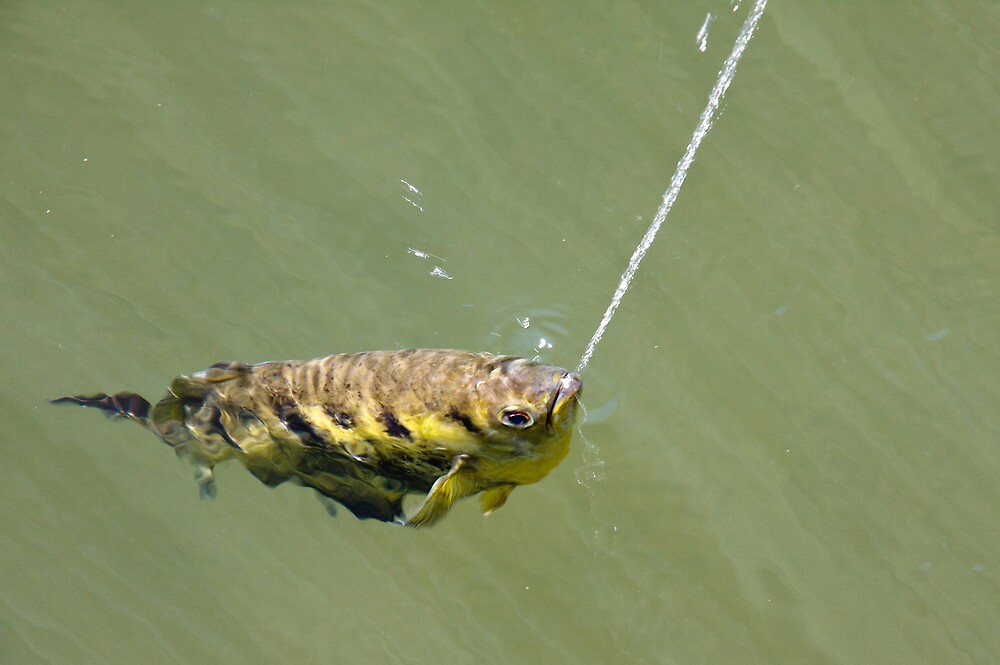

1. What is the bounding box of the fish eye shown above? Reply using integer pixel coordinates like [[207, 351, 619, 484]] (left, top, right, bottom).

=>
[[499, 408, 534, 429]]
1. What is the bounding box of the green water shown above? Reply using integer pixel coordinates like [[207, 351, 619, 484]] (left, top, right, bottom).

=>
[[2, 2, 998, 663]]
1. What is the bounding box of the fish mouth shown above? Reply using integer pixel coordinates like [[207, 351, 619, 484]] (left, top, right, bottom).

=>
[[547, 371, 583, 426]]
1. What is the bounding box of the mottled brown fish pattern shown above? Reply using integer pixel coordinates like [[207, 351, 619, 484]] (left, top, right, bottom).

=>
[[52, 349, 582, 527]]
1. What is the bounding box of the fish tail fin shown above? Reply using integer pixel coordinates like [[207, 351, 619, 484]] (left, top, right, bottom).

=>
[[50, 392, 152, 426]]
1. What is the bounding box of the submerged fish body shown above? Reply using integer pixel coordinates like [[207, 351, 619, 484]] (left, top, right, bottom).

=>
[[53, 349, 582, 527]]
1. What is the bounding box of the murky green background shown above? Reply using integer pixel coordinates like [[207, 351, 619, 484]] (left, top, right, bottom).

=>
[[3, 1, 998, 663]]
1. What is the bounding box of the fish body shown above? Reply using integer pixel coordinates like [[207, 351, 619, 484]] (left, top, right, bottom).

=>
[[53, 349, 582, 527]]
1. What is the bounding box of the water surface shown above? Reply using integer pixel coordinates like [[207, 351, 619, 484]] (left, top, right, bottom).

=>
[[2, 2, 998, 663]]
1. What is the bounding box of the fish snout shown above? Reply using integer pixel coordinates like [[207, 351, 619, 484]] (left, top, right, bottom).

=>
[[546, 371, 583, 428], [559, 372, 583, 401]]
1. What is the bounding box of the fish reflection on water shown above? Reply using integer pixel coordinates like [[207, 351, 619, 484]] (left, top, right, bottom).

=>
[[52, 349, 582, 527]]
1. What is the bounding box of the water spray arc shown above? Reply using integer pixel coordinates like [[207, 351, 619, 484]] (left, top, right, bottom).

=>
[[577, 0, 768, 373]]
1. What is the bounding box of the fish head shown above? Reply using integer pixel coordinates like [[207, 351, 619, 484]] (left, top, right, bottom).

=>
[[469, 356, 583, 459]]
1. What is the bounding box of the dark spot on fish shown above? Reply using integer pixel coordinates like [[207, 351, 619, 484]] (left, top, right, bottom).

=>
[[380, 410, 412, 441], [447, 408, 481, 436], [278, 406, 327, 448], [207, 407, 243, 451], [325, 407, 354, 429], [372, 446, 451, 492]]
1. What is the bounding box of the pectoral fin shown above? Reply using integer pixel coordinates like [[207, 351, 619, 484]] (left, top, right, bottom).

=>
[[406, 454, 477, 528], [480, 484, 515, 516]]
